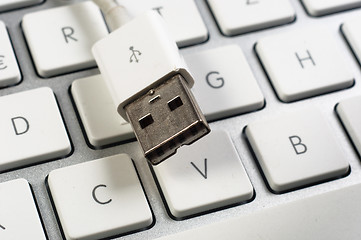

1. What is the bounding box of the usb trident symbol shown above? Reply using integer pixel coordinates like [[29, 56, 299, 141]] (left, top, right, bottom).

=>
[[129, 46, 141, 63]]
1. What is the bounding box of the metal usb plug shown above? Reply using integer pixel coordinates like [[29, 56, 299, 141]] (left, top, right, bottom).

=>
[[125, 74, 210, 165], [92, 10, 210, 164]]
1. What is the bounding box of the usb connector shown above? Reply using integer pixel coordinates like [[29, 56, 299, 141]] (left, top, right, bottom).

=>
[[125, 74, 209, 165], [92, 4, 210, 164]]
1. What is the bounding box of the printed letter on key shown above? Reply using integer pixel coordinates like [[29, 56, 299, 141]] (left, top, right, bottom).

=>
[[0, 55, 7, 70], [152, 7, 164, 16], [295, 50, 316, 69], [92, 184, 112, 205], [190, 158, 208, 179], [11, 117, 29, 135], [61, 26, 78, 43], [289, 135, 307, 155], [246, 0, 259, 5], [206, 71, 224, 89]]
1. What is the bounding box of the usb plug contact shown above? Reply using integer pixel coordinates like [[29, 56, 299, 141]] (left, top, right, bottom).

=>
[[125, 74, 209, 165]]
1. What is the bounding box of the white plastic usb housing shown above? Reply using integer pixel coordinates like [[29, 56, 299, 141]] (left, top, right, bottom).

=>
[[92, 11, 210, 165]]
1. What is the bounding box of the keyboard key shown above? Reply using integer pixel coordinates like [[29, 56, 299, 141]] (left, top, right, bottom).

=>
[[118, 0, 208, 47], [245, 107, 349, 193], [48, 154, 153, 240], [0, 0, 42, 12], [0, 21, 21, 87], [153, 130, 254, 219], [336, 95, 361, 157], [185, 45, 264, 121], [256, 28, 354, 102], [22, 1, 108, 77], [0, 87, 71, 172], [71, 75, 134, 147], [342, 16, 361, 65], [0, 179, 46, 240], [155, 182, 361, 240], [301, 0, 361, 16], [207, 0, 295, 36]]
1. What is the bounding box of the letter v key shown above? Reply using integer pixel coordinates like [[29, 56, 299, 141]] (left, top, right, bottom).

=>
[[190, 158, 208, 179]]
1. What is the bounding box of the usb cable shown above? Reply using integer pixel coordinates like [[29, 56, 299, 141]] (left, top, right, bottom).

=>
[[92, 0, 210, 165]]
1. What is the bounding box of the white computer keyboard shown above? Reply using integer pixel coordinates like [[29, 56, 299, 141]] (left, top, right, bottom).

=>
[[1, 0, 361, 239]]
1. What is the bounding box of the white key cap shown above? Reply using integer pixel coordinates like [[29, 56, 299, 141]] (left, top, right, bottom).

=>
[[256, 28, 354, 102], [207, 0, 295, 36], [48, 154, 153, 240], [155, 182, 361, 240], [185, 45, 264, 121], [245, 107, 349, 192], [336, 95, 361, 157], [153, 130, 254, 219], [0, 0, 42, 12], [71, 75, 134, 147], [301, 0, 361, 16], [342, 16, 361, 65], [118, 0, 208, 47], [0, 87, 71, 172], [22, 1, 108, 77], [0, 179, 46, 240], [0, 21, 21, 87]]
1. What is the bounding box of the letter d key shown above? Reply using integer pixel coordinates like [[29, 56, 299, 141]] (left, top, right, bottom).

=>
[[0, 87, 71, 172]]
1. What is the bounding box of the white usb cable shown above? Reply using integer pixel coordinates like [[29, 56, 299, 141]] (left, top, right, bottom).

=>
[[92, 0, 210, 165], [92, 0, 130, 31]]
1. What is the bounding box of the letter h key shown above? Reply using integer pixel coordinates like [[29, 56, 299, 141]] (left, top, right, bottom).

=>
[[256, 27, 354, 102]]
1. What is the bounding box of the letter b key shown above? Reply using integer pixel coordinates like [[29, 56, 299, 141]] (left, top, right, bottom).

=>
[[245, 107, 349, 193]]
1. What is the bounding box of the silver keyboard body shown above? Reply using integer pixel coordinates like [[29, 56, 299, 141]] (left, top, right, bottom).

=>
[[1, 0, 361, 239]]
